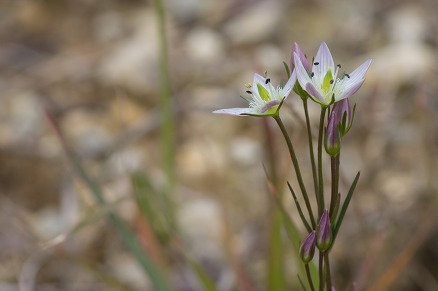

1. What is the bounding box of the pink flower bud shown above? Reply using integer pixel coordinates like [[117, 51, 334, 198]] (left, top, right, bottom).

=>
[[317, 210, 332, 251], [299, 231, 316, 263], [332, 99, 353, 136], [291, 43, 311, 73], [325, 111, 341, 156]]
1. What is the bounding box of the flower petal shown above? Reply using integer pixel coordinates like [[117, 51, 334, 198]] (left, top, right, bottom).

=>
[[336, 79, 365, 101], [294, 53, 312, 91], [253, 73, 268, 90], [346, 59, 372, 85], [306, 83, 327, 105], [281, 69, 297, 98], [260, 100, 281, 113], [212, 107, 259, 116], [292, 43, 310, 73], [252, 73, 267, 104], [314, 42, 334, 80]]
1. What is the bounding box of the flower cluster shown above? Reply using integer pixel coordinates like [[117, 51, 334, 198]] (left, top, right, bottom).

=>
[[213, 42, 372, 290], [214, 42, 371, 117]]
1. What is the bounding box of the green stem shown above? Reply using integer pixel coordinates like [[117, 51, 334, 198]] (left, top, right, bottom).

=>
[[305, 264, 316, 291], [303, 99, 319, 198], [318, 252, 324, 291], [263, 119, 286, 291], [317, 108, 327, 217], [155, 0, 176, 231], [324, 253, 332, 291], [274, 116, 316, 228], [329, 154, 340, 217]]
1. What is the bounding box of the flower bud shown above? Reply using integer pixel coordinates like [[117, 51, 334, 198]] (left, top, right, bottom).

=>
[[291, 42, 311, 73], [325, 111, 341, 156], [332, 99, 353, 137], [317, 210, 332, 251], [290, 44, 312, 100], [299, 231, 316, 263]]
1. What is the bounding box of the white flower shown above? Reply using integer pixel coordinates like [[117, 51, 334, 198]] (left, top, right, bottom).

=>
[[213, 71, 296, 117], [294, 42, 371, 107]]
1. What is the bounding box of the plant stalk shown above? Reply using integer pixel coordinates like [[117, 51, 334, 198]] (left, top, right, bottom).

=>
[[274, 115, 316, 228], [317, 108, 327, 217]]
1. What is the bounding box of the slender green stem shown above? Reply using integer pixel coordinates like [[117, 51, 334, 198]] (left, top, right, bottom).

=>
[[324, 253, 332, 291], [305, 264, 315, 291], [263, 119, 286, 291], [318, 252, 324, 291], [274, 116, 316, 228], [303, 99, 319, 198], [329, 154, 340, 217], [317, 108, 327, 217], [155, 0, 176, 231], [287, 182, 312, 232]]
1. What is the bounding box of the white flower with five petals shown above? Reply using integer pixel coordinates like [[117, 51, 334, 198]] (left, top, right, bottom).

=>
[[294, 42, 371, 107], [213, 71, 296, 117]]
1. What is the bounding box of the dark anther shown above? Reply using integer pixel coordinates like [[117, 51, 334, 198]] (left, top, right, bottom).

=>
[[330, 80, 334, 84], [311, 72, 315, 77], [265, 78, 271, 84], [337, 64, 341, 68], [345, 74, 350, 78], [246, 90, 252, 94], [314, 62, 319, 65], [305, 54, 307, 59]]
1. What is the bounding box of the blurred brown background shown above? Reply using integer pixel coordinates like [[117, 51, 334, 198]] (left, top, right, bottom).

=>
[[1, 0, 438, 290]]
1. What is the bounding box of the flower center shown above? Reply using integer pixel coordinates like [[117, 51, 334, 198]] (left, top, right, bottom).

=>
[[322, 68, 333, 94], [260, 100, 281, 113], [257, 83, 271, 102]]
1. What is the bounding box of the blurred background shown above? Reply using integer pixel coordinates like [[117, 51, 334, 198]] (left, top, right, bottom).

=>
[[1, 0, 438, 290]]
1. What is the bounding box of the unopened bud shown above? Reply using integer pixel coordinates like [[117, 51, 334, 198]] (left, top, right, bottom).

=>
[[325, 111, 341, 156], [299, 231, 316, 263], [291, 42, 311, 73], [317, 209, 332, 251], [332, 99, 353, 137]]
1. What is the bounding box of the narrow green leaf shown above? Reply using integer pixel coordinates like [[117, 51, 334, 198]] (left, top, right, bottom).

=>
[[46, 111, 172, 291], [332, 172, 360, 245], [186, 257, 218, 291], [268, 210, 286, 291], [283, 61, 291, 78], [287, 182, 312, 233]]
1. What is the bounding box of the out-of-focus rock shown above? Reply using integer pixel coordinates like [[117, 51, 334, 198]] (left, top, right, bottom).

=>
[[177, 137, 227, 179], [254, 44, 286, 74], [177, 198, 224, 260], [62, 110, 113, 157], [185, 27, 225, 63], [0, 92, 44, 146], [229, 137, 261, 166], [93, 10, 124, 43], [166, 0, 219, 22], [107, 252, 150, 290], [223, 1, 282, 45], [97, 10, 160, 95]]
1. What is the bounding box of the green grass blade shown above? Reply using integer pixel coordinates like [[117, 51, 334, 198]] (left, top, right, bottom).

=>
[[186, 257, 218, 291], [333, 171, 360, 244], [45, 111, 172, 291], [268, 210, 286, 290]]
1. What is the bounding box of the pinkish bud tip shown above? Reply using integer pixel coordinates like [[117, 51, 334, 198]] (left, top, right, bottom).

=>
[[317, 209, 332, 251], [300, 231, 316, 263]]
